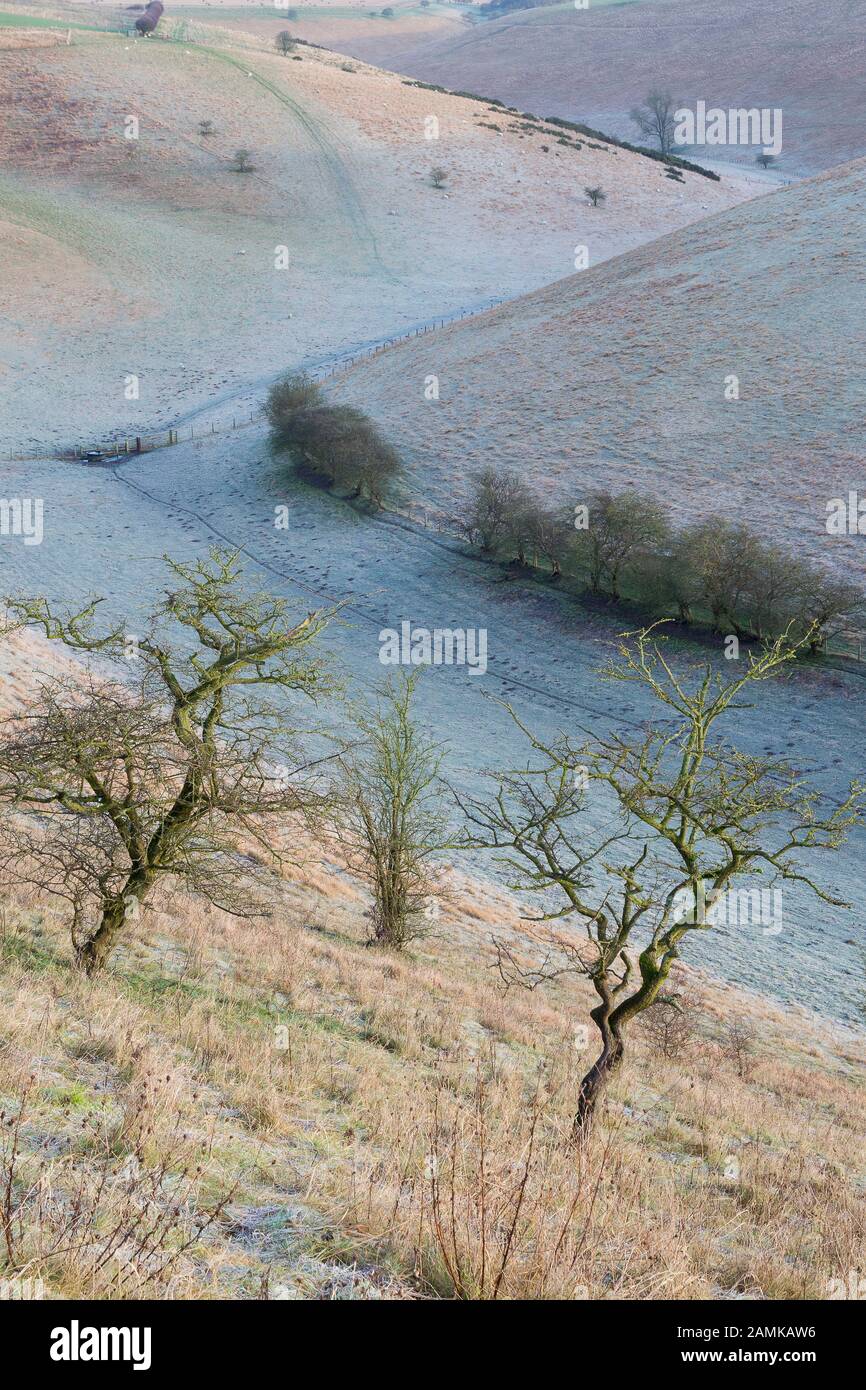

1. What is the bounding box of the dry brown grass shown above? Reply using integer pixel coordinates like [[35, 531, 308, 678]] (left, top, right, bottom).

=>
[[1, 852, 863, 1301]]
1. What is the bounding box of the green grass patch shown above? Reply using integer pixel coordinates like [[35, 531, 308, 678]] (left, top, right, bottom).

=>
[[0, 10, 117, 33]]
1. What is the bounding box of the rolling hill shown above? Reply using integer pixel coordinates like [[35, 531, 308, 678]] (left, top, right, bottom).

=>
[[0, 13, 760, 451], [338, 0, 866, 176], [329, 157, 866, 582]]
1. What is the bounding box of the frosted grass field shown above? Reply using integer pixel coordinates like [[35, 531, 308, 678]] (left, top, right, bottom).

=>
[[4, 428, 864, 1023]]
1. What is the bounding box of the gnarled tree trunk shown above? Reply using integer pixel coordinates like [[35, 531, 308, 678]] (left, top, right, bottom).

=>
[[74, 870, 154, 976], [572, 948, 669, 1141], [572, 1002, 625, 1142], [75, 899, 129, 977]]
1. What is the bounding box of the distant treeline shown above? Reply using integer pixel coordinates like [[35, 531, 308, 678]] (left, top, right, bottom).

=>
[[455, 467, 863, 651], [264, 379, 859, 654]]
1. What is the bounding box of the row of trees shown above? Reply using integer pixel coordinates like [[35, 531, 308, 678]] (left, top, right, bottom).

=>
[[455, 467, 863, 650], [1, 549, 861, 1135], [265, 373, 402, 505]]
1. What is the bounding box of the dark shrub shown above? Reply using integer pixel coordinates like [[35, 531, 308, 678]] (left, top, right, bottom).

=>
[[273, 401, 401, 504], [264, 373, 322, 441]]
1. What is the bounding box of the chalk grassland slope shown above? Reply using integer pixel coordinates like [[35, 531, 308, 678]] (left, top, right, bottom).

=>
[[0, 20, 763, 451], [1, 632, 864, 1299], [338, 0, 866, 176], [330, 158, 866, 583]]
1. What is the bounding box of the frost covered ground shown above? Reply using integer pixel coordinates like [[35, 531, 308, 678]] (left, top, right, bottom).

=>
[[337, 0, 866, 177], [332, 158, 866, 585], [0, 23, 760, 453], [3, 428, 865, 1024], [1, 17, 863, 1030]]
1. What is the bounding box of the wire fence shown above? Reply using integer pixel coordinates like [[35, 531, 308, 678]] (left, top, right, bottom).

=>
[[8, 299, 502, 465]]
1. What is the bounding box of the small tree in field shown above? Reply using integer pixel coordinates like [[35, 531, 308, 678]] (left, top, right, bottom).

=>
[[340, 673, 449, 948], [755, 152, 777, 170], [230, 148, 256, 173], [517, 500, 571, 578], [800, 574, 864, 652], [629, 90, 678, 155], [681, 518, 767, 636], [458, 625, 862, 1138], [584, 185, 606, 207], [430, 166, 448, 189], [275, 30, 295, 55], [0, 550, 338, 975], [637, 541, 702, 626], [638, 971, 702, 1060]]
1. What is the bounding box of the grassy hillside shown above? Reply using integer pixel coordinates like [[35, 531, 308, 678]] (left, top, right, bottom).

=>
[[338, 0, 866, 175], [0, 15, 761, 451], [0, 611, 864, 1300], [2, 734, 864, 1298], [330, 158, 866, 584]]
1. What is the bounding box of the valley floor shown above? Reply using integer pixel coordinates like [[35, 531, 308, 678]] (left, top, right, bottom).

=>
[[3, 436, 865, 1024]]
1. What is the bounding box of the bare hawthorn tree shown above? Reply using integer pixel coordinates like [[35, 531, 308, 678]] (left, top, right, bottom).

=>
[[800, 574, 864, 652], [275, 30, 295, 55], [703, 520, 772, 633], [570, 490, 670, 600], [517, 500, 571, 578], [339, 673, 450, 948], [457, 466, 531, 555], [637, 970, 702, 1060], [458, 625, 862, 1139], [629, 90, 678, 155], [0, 549, 339, 975], [636, 540, 702, 626]]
